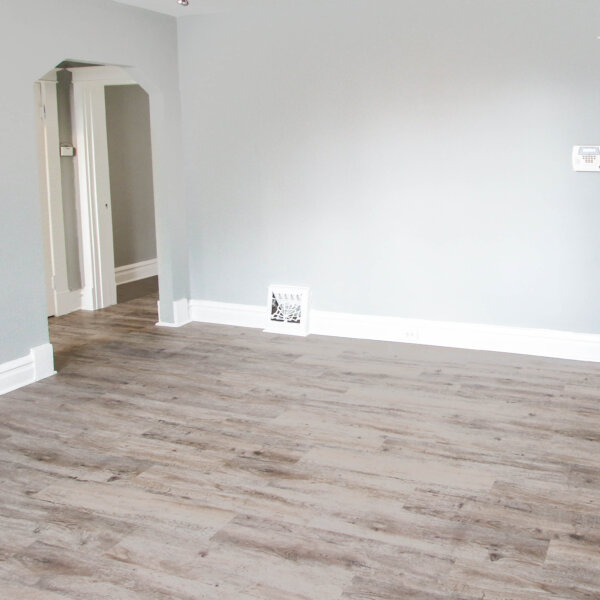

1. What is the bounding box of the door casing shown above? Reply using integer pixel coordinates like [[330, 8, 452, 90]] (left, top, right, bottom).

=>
[[37, 66, 138, 315], [72, 66, 137, 311]]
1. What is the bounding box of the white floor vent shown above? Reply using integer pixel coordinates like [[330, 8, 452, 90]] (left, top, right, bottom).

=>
[[264, 285, 310, 336]]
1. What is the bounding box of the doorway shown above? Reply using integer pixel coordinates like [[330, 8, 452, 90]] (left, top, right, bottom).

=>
[[36, 63, 159, 318], [105, 82, 158, 305]]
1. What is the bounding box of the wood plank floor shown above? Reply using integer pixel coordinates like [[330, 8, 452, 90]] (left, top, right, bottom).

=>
[[1, 291, 600, 599]]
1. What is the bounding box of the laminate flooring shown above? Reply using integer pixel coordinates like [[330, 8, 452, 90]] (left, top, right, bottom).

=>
[[116, 276, 158, 304], [1, 291, 600, 599]]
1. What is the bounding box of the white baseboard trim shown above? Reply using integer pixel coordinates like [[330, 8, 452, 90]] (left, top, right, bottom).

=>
[[188, 299, 600, 363], [0, 343, 56, 396], [189, 300, 265, 329], [311, 311, 600, 363], [80, 285, 95, 311], [55, 289, 83, 316], [156, 298, 191, 328], [115, 258, 158, 286]]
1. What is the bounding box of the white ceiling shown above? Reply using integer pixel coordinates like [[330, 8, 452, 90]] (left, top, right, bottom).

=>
[[112, 0, 265, 17]]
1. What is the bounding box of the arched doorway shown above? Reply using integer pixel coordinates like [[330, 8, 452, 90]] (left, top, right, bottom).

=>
[[36, 62, 159, 320]]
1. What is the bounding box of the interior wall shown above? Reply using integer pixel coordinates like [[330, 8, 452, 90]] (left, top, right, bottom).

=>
[[179, 0, 600, 334], [55, 69, 82, 290], [105, 84, 157, 269], [0, 0, 187, 364]]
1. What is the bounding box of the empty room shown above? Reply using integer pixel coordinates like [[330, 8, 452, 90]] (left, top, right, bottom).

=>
[[1, 0, 599, 598]]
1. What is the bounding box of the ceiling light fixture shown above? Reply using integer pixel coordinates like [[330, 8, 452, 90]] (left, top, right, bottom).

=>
[[177, 0, 189, 6]]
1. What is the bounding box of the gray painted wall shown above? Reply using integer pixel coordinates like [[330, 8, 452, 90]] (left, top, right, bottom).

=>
[[105, 84, 157, 268], [56, 69, 82, 291], [0, 0, 187, 364], [179, 0, 600, 334]]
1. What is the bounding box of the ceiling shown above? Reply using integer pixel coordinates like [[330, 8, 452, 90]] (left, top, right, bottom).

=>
[[111, 0, 266, 16]]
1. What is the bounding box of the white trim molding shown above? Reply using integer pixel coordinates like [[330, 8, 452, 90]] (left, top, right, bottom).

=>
[[187, 299, 600, 363], [35, 80, 72, 317], [115, 258, 158, 285], [55, 289, 84, 316], [0, 344, 56, 396], [189, 300, 265, 329], [310, 311, 600, 363], [156, 298, 191, 328], [73, 78, 118, 311]]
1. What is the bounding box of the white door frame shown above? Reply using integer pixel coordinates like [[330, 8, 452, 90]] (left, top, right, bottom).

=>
[[35, 73, 79, 317], [71, 66, 136, 310], [36, 66, 137, 315]]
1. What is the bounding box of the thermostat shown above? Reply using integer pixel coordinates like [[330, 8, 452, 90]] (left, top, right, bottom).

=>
[[573, 146, 600, 171]]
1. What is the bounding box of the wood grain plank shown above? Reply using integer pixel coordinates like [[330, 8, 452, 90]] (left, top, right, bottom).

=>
[[0, 289, 599, 598]]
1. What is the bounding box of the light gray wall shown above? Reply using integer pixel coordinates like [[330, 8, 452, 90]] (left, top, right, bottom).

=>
[[179, 0, 600, 334], [105, 84, 157, 268], [56, 69, 82, 290], [0, 0, 188, 364]]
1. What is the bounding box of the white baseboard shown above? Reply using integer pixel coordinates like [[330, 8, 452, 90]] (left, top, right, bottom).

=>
[[189, 300, 265, 329], [80, 285, 95, 311], [115, 258, 158, 286], [311, 311, 600, 363], [156, 298, 191, 328], [55, 289, 83, 316], [0, 343, 56, 396], [188, 299, 600, 363]]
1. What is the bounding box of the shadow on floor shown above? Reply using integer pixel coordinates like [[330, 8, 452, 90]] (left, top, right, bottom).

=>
[[117, 275, 158, 304]]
